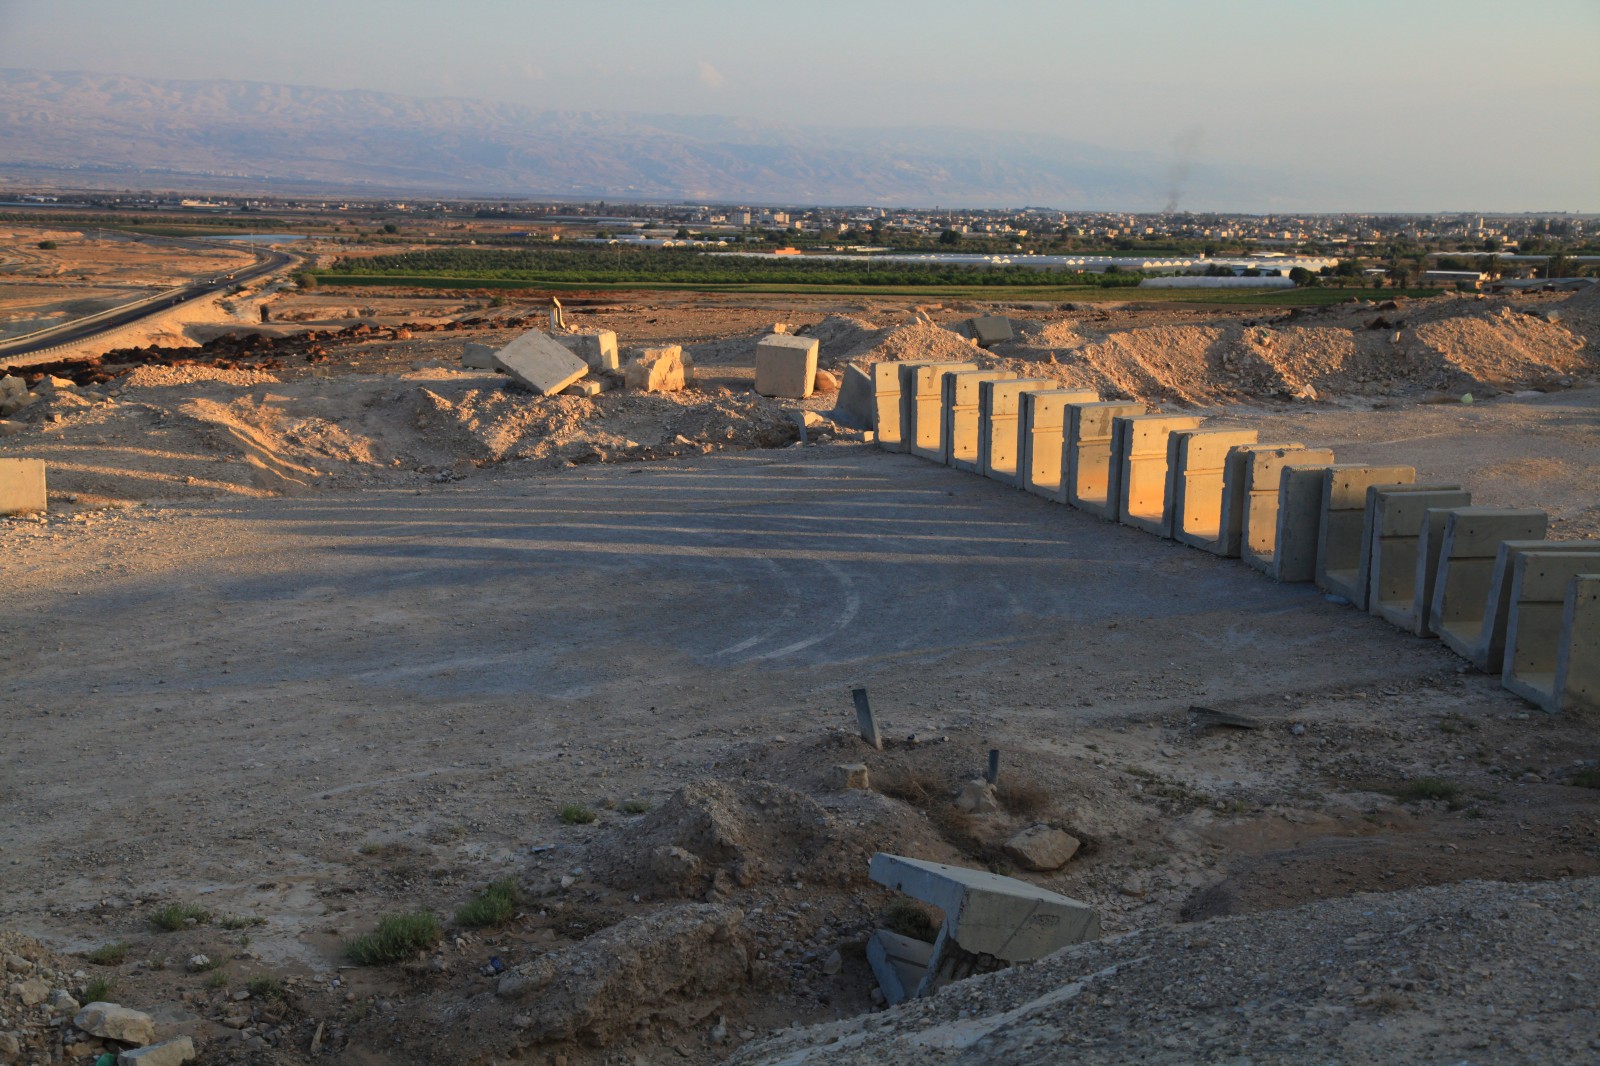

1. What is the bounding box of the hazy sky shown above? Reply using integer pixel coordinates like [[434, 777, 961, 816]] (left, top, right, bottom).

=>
[[1, 0, 1596, 210]]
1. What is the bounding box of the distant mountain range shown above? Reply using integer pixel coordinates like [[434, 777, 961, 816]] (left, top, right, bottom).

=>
[[0, 68, 1291, 208]]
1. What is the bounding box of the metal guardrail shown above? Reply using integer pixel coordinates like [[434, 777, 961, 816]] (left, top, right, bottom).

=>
[[0, 285, 190, 354]]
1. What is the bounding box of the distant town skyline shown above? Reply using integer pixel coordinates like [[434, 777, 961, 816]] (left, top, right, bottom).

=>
[[0, 0, 1595, 212]]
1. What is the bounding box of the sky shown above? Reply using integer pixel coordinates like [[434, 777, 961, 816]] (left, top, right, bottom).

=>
[[1, 0, 1596, 211]]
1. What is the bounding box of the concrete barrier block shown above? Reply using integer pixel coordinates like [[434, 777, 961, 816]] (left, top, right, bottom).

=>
[[1019, 389, 1099, 501], [1314, 465, 1416, 608], [1366, 486, 1471, 633], [1169, 428, 1260, 552], [1502, 556, 1600, 711], [461, 341, 500, 370], [865, 929, 935, 1007], [1430, 508, 1550, 657], [494, 328, 590, 395], [754, 334, 820, 399], [1272, 464, 1335, 582], [1064, 401, 1145, 519], [1469, 540, 1600, 671], [556, 330, 620, 372], [1238, 446, 1333, 571], [903, 362, 979, 462], [1114, 414, 1206, 537], [835, 365, 875, 430], [978, 378, 1055, 486], [872, 363, 909, 450], [1553, 574, 1600, 713], [0, 458, 47, 516], [942, 370, 1015, 471]]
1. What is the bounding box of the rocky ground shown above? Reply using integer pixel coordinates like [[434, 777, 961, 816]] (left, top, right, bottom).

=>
[[2, 281, 1598, 1066]]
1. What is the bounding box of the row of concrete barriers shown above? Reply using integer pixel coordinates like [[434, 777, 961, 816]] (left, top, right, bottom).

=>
[[869, 361, 1598, 714]]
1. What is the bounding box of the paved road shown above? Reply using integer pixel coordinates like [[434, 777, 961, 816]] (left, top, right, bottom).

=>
[[0, 234, 293, 360]]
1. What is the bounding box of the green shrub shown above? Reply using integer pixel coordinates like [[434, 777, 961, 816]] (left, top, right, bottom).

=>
[[558, 804, 596, 825], [455, 879, 523, 928], [344, 912, 441, 965], [149, 902, 211, 931]]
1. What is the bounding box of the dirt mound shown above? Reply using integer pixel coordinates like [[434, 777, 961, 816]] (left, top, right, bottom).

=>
[[592, 780, 849, 895], [863, 320, 981, 366], [799, 314, 887, 363], [120, 364, 282, 388]]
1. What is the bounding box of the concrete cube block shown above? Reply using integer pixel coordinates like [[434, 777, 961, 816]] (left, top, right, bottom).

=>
[[902, 362, 979, 463], [977, 378, 1054, 484], [1430, 508, 1550, 656], [624, 346, 687, 393], [557, 330, 620, 372], [1365, 486, 1471, 634], [1240, 446, 1335, 572], [494, 328, 589, 395], [1314, 465, 1416, 608], [1471, 540, 1600, 671], [0, 459, 47, 516], [754, 334, 819, 399], [1169, 428, 1260, 551], [1502, 556, 1600, 711], [1064, 401, 1145, 519], [1115, 414, 1206, 537], [461, 341, 500, 370], [1019, 389, 1099, 501], [966, 315, 1014, 348]]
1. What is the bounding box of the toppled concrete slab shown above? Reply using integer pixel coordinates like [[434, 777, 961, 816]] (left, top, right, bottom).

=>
[[461, 341, 500, 370], [0, 458, 47, 516], [493, 328, 589, 395], [625, 346, 688, 393], [755, 335, 820, 399], [868, 853, 1099, 1003], [964, 316, 1014, 348]]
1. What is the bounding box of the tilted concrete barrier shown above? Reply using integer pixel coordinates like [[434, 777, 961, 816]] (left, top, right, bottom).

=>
[[1470, 540, 1600, 671], [1064, 401, 1144, 519], [902, 362, 979, 462], [1365, 486, 1471, 634], [1315, 465, 1417, 608], [1272, 464, 1336, 582], [978, 378, 1055, 486], [1114, 414, 1206, 537], [942, 370, 1015, 471], [1169, 428, 1259, 553], [1019, 389, 1099, 501], [0, 458, 47, 516], [1501, 555, 1600, 712], [1239, 446, 1335, 573]]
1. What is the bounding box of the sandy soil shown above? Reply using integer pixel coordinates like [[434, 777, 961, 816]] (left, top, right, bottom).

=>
[[1, 283, 1598, 1065]]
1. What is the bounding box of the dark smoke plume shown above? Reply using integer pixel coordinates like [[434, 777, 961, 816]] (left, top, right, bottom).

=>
[[1164, 128, 1204, 213]]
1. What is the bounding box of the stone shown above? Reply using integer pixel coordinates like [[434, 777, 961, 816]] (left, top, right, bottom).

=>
[[0, 392, 34, 418], [74, 1003, 157, 1045], [0, 420, 25, 437], [493, 328, 589, 395], [0, 1032, 19, 1057], [624, 346, 688, 393], [118, 1037, 196, 1066], [648, 845, 703, 886], [1003, 825, 1082, 871], [813, 369, 840, 393], [556, 330, 620, 372], [955, 780, 1001, 814], [461, 341, 500, 370], [48, 989, 79, 1014], [830, 764, 870, 791], [560, 378, 610, 398], [823, 950, 843, 975], [754, 335, 820, 399], [186, 955, 211, 972], [10, 977, 47, 1005]]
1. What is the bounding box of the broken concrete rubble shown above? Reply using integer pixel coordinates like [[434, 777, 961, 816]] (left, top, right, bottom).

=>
[[461, 341, 500, 370], [555, 329, 620, 372], [1003, 825, 1081, 871], [624, 346, 688, 393]]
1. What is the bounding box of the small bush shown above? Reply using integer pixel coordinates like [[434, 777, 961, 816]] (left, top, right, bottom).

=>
[[1567, 769, 1600, 790], [621, 800, 650, 815], [37, 239, 57, 250], [246, 975, 289, 1001], [455, 879, 523, 928], [83, 976, 114, 1002], [149, 902, 212, 931], [204, 972, 229, 990], [996, 777, 1051, 817], [218, 914, 266, 930], [85, 941, 131, 965], [294, 271, 318, 290], [345, 912, 441, 965], [1396, 777, 1461, 806], [558, 804, 596, 825], [882, 898, 940, 942]]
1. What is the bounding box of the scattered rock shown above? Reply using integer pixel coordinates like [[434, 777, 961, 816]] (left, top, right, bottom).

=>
[[9, 977, 48, 1006], [74, 1002, 156, 1045], [117, 1036, 196, 1065], [1003, 825, 1082, 871], [830, 764, 870, 791], [813, 369, 840, 393], [625, 346, 689, 393], [955, 780, 1002, 814]]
